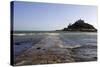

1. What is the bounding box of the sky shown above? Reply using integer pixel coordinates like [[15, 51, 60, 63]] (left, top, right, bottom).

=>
[[13, 1, 98, 31]]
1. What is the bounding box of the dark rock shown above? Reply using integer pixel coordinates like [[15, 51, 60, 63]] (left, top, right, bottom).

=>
[[15, 42, 21, 45], [93, 57, 97, 59], [36, 47, 41, 49], [43, 49, 46, 50]]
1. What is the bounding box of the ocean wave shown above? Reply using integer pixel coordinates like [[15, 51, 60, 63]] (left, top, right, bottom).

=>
[[13, 33, 36, 36], [13, 33, 27, 36]]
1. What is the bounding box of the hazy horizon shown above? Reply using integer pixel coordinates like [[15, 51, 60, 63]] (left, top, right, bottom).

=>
[[12, 1, 97, 31]]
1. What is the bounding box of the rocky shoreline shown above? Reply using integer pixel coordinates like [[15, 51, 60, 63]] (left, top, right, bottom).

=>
[[13, 33, 97, 66]]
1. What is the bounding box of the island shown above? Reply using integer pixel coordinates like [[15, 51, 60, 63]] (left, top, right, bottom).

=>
[[61, 19, 97, 32]]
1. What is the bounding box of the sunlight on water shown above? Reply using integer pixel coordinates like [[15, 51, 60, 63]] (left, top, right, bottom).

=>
[[44, 33, 60, 35]]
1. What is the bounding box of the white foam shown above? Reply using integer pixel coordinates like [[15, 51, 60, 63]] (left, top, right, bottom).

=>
[[13, 33, 27, 36]]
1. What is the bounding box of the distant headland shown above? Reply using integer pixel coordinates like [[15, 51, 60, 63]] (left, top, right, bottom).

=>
[[57, 19, 97, 32]]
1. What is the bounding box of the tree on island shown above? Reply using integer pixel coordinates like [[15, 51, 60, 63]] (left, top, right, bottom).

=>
[[62, 19, 97, 32]]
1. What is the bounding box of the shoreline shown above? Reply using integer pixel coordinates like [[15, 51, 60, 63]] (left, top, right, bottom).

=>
[[13, 33, 97, 66]]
